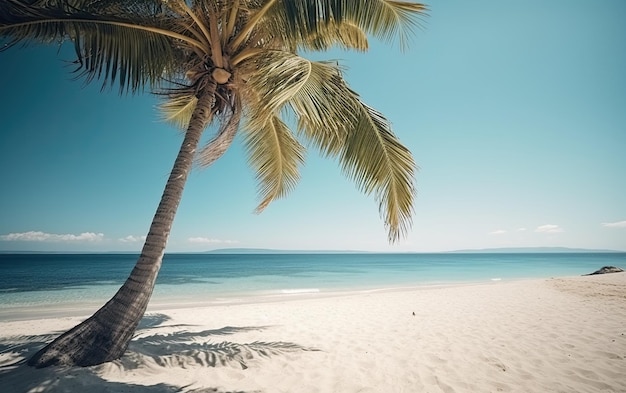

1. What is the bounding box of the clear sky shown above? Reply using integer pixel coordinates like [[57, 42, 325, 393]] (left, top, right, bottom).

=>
[[1, 0, 625, 253]]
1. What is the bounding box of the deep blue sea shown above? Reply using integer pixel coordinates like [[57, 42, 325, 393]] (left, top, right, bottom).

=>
[[1, 252, 624, 319]]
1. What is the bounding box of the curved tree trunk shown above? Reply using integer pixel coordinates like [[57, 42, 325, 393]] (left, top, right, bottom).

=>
[[28, 89, 217, 368]]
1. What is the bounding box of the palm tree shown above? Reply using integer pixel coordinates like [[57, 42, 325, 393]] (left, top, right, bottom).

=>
[[1, 0, 426, 367]]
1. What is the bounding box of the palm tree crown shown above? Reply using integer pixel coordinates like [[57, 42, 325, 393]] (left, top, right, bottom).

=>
[[2, 0, 425, 241]]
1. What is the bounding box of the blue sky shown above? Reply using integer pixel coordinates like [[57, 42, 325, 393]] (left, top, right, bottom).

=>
[[1, 0, 625, 253]]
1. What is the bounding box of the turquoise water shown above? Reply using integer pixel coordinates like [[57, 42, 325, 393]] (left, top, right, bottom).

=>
[[0, 252, 624, 318]]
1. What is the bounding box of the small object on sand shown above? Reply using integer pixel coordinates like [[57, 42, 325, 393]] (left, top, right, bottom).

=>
[[583, 266, 624, 276], [412, 312, 415, 316]]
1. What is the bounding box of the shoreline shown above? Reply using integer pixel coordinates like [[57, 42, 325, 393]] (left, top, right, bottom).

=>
[[1, 273, 625, 392], [1, 275, 567, 322]]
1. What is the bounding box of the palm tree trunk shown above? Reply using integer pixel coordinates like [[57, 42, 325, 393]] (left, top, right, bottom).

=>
[[28, 89, 217, 368]]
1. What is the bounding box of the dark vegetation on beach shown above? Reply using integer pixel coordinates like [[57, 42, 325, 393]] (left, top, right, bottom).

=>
[[584, 266, 624, 275], [1, 0, 426, 367]]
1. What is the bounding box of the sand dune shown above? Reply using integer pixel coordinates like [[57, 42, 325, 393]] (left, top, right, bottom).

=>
[[1, 273, 625, 392]]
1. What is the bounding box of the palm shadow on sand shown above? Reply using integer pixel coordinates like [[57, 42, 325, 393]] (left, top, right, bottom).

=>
[[0, 313, 318, 392]]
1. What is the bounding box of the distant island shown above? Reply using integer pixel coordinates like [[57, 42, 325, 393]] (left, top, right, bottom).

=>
[[447, 247, 623, 254], [204, 248, 367, 254], [1, 247, 623, 255], [204, 247, 624, 254]]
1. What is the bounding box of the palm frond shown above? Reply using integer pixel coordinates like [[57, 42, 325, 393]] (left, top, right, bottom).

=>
[[243, 49, 415, 240], [0, 0, 190, 92], [196, 103, 242, 168], [338, 0, 428, 50], [240, 50, 311, 129], [242, 53, 357, 156], [301, 20, 369, 52], [251, 0, 426, 51], [159, 93, 198, 130], [290, 65, 416, 242], [338, 96, 416, 242], [77, 24, 179, 92], [287, 60, 358, 156], [243, 114, 305, 213]]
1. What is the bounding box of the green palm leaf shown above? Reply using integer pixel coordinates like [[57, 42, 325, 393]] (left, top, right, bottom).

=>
[[159, 93, 198, 130], [340, 0, 428, 50], [243, 53, 356, 155], [287, 60, 358, 156], [251, 0, 426, 51], [196, 104, 242, 168], [243, 114, 305, 213], [289, 68, 416, 242], [339, 98, 416, 242], [240, 50, 311, 128], [340, 94, 417, 243], [244, 47, 416, 240], [302, 21, 369, 52], [0, 0, 184, 92]]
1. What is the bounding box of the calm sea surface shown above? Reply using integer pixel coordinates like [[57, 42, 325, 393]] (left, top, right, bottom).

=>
[[1, 253, 624, 319]]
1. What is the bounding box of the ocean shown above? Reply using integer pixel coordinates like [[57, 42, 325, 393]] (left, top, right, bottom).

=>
[[1, 252, 624, 320]]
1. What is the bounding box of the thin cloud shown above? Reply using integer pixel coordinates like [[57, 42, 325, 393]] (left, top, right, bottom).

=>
[[518, 228, 527, 232], [535, 224, 563, 233], [188, 237, 239, 244], [119, 235, 146, 243], [0, 231, 104, 242], [489, 230, 507, 235], [602, 220, 626, 228]]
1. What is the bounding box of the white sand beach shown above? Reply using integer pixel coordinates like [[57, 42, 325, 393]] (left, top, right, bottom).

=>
[[1, 273, 625, 393]]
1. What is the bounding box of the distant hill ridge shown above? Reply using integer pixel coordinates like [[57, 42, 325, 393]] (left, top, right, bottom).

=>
[[449, 247, 622, 254], [206, 247, 624, 254], [205, 248, 366, 254], [1, 247, 623, 254]]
